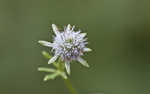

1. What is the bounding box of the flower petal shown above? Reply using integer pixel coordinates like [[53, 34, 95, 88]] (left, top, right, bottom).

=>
[[71, 25, 75, 31], [80, 33, 87, 38], [38, 40, 53, 47], [66, 24, 71, 32], [77, 57, 90, 67], [52, 24, 60, 35], [65, 62, 71, 75], [48, 55, 58, 64], [83, 48, 92, 52]]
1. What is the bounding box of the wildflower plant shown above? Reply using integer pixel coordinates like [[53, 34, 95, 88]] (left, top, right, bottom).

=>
[[38, 24, 92, 94]]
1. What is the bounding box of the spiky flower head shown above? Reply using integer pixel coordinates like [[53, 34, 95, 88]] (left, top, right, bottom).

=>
[[39, 24, 92, 74]]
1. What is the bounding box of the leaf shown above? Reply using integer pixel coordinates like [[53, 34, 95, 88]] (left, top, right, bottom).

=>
[[42, 51, 51, 59], [38, 67, 56, 72], [60, 72, 68, 79], [41, 51, 58, 68], [44, 72, 59, 81], [53, 62, 59, 68]]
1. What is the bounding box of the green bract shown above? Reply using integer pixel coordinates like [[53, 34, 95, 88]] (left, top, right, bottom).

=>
[[38, 51, 67, 81]]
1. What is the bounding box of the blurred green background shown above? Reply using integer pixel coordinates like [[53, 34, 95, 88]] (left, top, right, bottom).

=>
[[0, 0, 150, 94]]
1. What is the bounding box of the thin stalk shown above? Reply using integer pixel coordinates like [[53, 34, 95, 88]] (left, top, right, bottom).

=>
[[63, 78, 78, 94]]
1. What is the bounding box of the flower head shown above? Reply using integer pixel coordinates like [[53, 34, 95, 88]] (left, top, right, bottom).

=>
[[39, 24, 92, 74]]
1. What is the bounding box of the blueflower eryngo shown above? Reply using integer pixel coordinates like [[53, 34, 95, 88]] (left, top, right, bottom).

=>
[[38, 24, 92, 74]]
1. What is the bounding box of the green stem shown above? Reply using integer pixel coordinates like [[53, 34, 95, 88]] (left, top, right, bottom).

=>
[[63, 78, 78, 94]]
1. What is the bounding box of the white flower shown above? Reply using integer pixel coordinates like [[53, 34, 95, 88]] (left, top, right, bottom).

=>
[[39, 24, 92, 74]]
